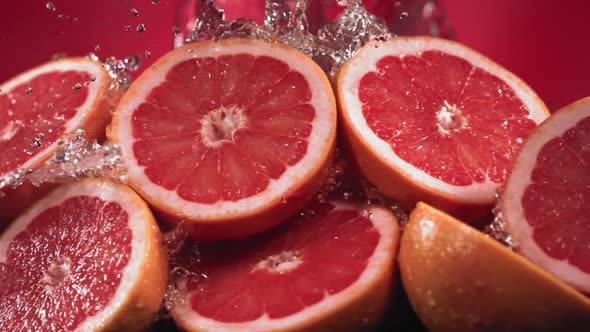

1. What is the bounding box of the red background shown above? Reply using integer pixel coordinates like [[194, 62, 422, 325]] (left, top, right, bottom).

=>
[[1, 0, 589, 111]]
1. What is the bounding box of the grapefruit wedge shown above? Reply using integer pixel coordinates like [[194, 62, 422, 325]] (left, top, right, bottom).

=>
[[110, 38, 336, 240], [0, 179, 167, 331], [502, 97, 590, 293], [0, 57, 118, 222], [170, 200, 399, 332], [399, 202, 590, 332], [336, 37, 550, 223]]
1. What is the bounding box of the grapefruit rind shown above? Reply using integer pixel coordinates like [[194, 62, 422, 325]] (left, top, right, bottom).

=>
[[171, 202, 399, 332], [0, 179, 167, 332], [110, 38, 336, 240], [399, 202, 590, 332], [502, 97, 590, 293], [336, 37, 549, 217]]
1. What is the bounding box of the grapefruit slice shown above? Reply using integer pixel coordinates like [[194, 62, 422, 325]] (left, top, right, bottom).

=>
[[170, 200, 399, 332], [336, 36, 550, 223], [0, 178, 167, 331], [110, 38, 336, 240], [0, 57, 118, 222], [502, 97, 590, 293], [399, 202, 590, 331]]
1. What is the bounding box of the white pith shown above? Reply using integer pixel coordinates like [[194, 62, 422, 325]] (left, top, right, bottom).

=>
[[114, 39, 335, 221], [502, 98, 590, 293], [0, 58, 108, 178], [0, 180, 152, 331], [170, 201, 398, 332], [338, 37, 549, 204]]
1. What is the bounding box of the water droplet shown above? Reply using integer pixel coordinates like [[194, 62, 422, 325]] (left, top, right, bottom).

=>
[[151, 0, 159, 4], [94, 45, 101, 52], [136, 23, 146, 32], [72, 83, 82, 90], [47, 102, 54, 109], [130, 8, 139, 16], [400, 11, 409, 19], [25, 87, 32, 95], [57, 14, 65, 20], [124, 25, 132, 31], [45, 2, 56, 12], [32, 133, 45, 148], [90, 75, 96, 82], [144, 50, 151, 58], [173, 26, 182, 35]]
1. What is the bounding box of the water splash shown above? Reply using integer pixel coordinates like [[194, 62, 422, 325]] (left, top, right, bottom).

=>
[[179, 0, 393, 75], [484, 188, 519, 250]]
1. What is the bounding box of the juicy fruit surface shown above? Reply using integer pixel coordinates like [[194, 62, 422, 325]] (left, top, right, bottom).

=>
[[523, 115, 590, 272], [359, 50, 536, 186], [132, 54, 314, 203], [0, 195, 131, 331], [0, 70, 90, 175], [174, 201, 380, 322]]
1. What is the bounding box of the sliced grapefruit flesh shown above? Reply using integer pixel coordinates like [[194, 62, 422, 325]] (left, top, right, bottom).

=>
[[0, 57, 118, 222], [170, 200, 399, 332], [336, 36, 550, 223], [110, 38, 336, 241], [502, 97, 590, 293], [0, 178, 167, 331], [399, 202, 590, 332]]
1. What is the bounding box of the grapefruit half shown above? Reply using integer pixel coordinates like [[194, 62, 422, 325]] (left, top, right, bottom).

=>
[[0, 178, 167, 331], [0, 57, 118, 222], [502, 97, 590, 293], [336, 36, 550, 223], [109, 38, 336, 240], [170, 200, 399, 332], [399, 202, 590, 331]]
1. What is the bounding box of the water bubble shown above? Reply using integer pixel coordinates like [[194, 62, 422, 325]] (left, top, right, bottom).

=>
[[130, 8, 139, 17], [72, 83, 82, 90], [45, 2, 56, 12], [32, 133, 45, 148], [90, 75, 96, 82], [136, 23, 146, 32], [25, 87, 33, 95], [124, 25, 132, 32], [94, 45, 101, 52]]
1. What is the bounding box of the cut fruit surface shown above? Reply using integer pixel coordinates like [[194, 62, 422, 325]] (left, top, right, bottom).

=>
[[502, 97, 590, 293], [399, 202, 590, 332], [110, 38, 336, 240], [336, 36, 549, 222], [0, 179, 167, 331], [0, 57, 118, 221], [170, 200, 399, 332]]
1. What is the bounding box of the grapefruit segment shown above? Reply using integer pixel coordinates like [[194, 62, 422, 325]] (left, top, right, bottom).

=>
[[399, 202, 590, 332], [170, 200, 399, 332], [110, 38, 336, 240], [336, 37, 549, 223], [502, 97, 590, 293], [0, 179, 167, 331], [0, 57, 119, 222]]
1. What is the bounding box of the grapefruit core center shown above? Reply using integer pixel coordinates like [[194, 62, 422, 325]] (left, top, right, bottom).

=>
[[254, 250, 302, 273], [42, 257, 72, 289], [200, 105, 247, 147], [436, 100, 467, 135]]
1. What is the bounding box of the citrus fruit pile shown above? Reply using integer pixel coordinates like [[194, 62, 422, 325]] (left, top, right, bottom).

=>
[[0, 35, 589, 331]]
